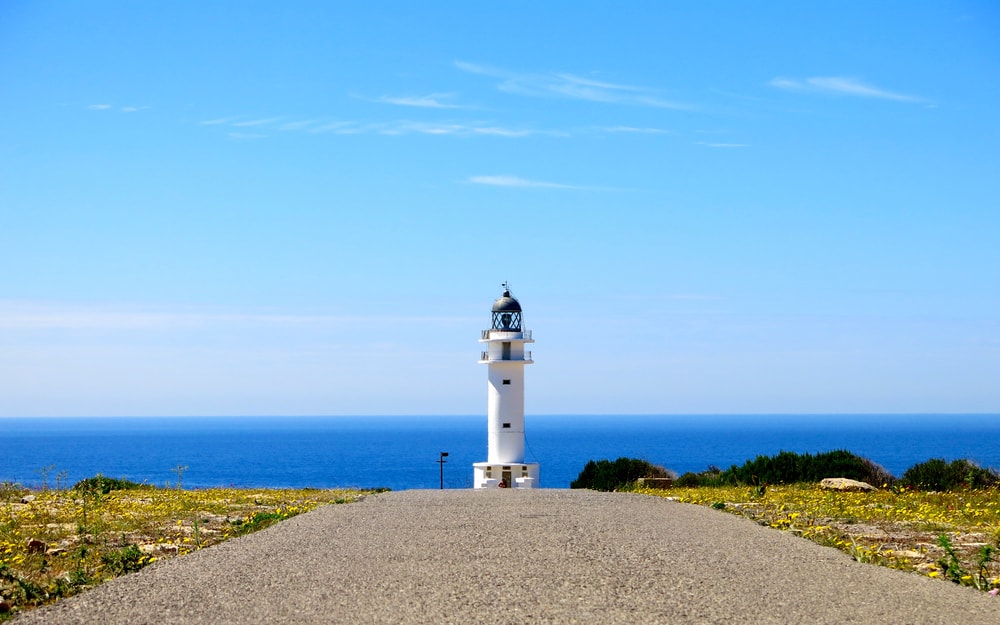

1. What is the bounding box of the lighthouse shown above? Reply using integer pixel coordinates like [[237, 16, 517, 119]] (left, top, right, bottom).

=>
[[473, 283, 540, 488]]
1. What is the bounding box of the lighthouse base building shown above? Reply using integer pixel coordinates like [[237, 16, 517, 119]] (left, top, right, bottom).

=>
[[473, 461, 539, 489], [474, 285, 539, 489]]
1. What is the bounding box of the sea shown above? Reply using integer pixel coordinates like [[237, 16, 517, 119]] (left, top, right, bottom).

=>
[[2, 415, 998, 491]]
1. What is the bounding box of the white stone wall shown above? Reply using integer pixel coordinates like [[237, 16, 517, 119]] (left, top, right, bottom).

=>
[[487, 362, 525, 463], [473, 462, 540, 488]]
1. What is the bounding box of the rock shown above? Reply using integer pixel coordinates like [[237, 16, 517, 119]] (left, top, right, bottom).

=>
[[25, 538, 47, 554], [0, 596, 11, 613], [819, 478, 876, 492], [20, 494, 35, 503], [46, 547, 67, 557]]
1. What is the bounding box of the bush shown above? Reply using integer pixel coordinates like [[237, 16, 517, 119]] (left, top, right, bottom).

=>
[[718, 450, 892, 486], [100, 545, 149, 575], [570, 457, 671, 491], [0, 481, 27, 503], [73, 475, 149, 494], [899, 458, 998, 491], [675, 466, 724, 488], [675, 472, 701, 488]]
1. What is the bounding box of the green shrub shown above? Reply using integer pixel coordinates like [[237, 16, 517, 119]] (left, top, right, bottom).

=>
[[73, 475, 149, 494], [899, 459, 998, 491], [675, 472, 701, 488], [0, 481, 27, 503], [570, 457, 671, 491], [100, 545, 148, 575], [229, 511, 286, 536], [675, 466, 725, 488], [718, 450, 892, 486]]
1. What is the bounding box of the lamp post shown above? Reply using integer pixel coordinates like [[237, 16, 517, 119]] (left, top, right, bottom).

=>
[[437, 452, 449, 489]]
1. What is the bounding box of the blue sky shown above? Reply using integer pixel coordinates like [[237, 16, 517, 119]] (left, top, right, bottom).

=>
[[1, 1, 997, 417]]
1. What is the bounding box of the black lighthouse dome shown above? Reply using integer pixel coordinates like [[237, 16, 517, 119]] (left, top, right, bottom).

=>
[[491, 283, 523, 331]]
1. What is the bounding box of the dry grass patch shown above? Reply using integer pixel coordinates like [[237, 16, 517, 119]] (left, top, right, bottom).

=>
[[0, 483, 377, 620], [637, 484, 1000, 592]]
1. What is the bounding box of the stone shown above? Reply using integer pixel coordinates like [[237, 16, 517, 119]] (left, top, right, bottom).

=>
[[0, 596, 11, 613], [20, 494, 35, 503], [819, 478, 876, 492], [158, 543, 179, 555], [25, 538, 46, 554]]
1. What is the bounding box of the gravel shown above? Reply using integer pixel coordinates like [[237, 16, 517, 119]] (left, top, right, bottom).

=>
[[15, 489, 999, 624]]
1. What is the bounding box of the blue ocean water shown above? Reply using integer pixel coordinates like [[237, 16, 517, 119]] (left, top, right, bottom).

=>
[[2, 415, 998, 491]]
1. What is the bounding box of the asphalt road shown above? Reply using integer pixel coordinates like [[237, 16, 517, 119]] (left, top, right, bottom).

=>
[[15, 489, 1000, 624]]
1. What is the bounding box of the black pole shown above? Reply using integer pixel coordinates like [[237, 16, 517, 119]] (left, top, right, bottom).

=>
[[438, 452, 449, 489]]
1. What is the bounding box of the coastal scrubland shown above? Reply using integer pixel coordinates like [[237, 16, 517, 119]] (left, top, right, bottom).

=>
[[0, 481, 376, 620], [637, 484, 1000, 593], [575, 452, 1000, 593], [617, 451, 1000, 593], [3, 457, 999, 620]]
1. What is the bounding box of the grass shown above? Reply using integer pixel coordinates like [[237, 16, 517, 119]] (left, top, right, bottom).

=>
[[0, 483, 379, 620], [635, 483, 1000, 592], [4, 481, 998, 619]]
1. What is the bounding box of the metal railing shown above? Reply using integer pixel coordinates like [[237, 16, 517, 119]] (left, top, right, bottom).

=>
[[481, 329, 532, 340], [480, 351, 532, 361]]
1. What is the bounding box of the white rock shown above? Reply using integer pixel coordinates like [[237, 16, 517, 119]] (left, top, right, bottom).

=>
[[819, 478, 876, 492]]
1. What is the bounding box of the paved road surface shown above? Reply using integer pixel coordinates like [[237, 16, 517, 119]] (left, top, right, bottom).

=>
[[16, 490, 999, 624]]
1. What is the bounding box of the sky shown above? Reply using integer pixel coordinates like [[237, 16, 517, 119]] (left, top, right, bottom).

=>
[[1, 1, 998, 417]]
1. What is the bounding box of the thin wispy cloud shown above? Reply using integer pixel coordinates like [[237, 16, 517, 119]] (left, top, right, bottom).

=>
[[231, 117, 283, 127], [201, 116, 241, 125], [468, 175, 578, 189], [475, 125, 548, 137], [228, 132, 267, 140], [769, 76, 924, 103], [399, 122, 539, 137], [696, 141, 749, 148], [595, 126, 670, 135], [198, 115, 670, 138], [279, 119, 320, 131], [202, 115, 666, 140], [377, 93, 464, 109], [88, 104, 149, 112], [456, 61, 689, 109], [0, 302, 470, 331], [306, 121, 361, 134], [0, 303, 208, 330], [668, 293, 722, 301], [202, 115, 541, 138]]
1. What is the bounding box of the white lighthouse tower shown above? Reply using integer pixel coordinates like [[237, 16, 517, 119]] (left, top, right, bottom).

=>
[[473, 283, 540, 489]]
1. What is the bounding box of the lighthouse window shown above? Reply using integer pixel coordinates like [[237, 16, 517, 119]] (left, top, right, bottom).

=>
[[502, 379, 511, 385], [502, 422, 511, 428]]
